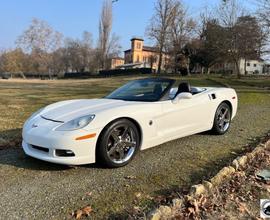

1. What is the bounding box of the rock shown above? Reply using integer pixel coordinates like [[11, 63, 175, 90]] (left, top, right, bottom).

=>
[[149, 206, 172, 220], [172, 198, 183, 208], [265, 140, 270, 149], [190, 184, 206, 196], [159, 206, 172, 217], [237, 156, 248, 168], [252, 146, 264, 156], [210, 166, 235, 186], [232, 159, 239, 170], [149, 210, 161, 220], [202, 180, 213, 191], [246, 152, 254, 161]]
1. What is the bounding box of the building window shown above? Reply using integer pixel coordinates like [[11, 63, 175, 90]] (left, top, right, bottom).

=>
[[247, 63, 250, 66], [137, 43, 141, 49], [254, 64, 257, 67], [137, 55, 140, 62]]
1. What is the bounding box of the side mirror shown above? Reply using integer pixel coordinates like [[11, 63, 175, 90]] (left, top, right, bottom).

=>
[[172, 92, 192, 104]]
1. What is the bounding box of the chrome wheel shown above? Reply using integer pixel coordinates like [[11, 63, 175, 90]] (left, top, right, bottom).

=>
[[217, 106, 231, 132], [106, 125, 137, 164]]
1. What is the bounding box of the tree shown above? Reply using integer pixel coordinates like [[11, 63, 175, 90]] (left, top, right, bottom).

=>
[[234, 16, 265, 74], [216, 0, 246, 77], [199, 19, 227, 74], [146, 0, 179, 74], [0, 49, 29, 78], [97, 0, 121, 70], [61, 32, 97, 73], [167, 0, 196, 74], [16, 18, 63, 76], [17, 18, 62, 53], [257, 0, 270, 29], [98, 0, 112, 69]]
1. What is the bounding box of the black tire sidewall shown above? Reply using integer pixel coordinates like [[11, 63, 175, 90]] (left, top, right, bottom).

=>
[[97, 119, 140, 168], [212, 102, 232, 135]]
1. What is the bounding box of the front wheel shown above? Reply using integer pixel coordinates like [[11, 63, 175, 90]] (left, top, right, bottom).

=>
[[97, 119, 140, 168], [212, 102, 231, 135]]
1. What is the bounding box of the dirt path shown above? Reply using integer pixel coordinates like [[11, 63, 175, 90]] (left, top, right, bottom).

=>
[[0, 104, 269, 219]]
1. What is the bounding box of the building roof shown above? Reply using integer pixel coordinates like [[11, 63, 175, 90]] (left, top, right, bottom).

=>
[[111, 57, 124, 60], [124, 46, 159, 53], [131, 37, 144, 41], [143, 46, 159, 53]]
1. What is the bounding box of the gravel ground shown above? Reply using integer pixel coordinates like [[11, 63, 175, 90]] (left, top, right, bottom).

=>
[[0, 104, 269, 219]]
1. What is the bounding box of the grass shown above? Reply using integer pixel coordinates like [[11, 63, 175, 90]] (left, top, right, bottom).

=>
[[0, 74, 270, 219]]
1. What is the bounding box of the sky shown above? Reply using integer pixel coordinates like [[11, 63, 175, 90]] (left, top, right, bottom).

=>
[[0, 0, 255, 52]]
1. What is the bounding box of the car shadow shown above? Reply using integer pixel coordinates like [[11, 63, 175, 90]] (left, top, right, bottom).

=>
[[0, 128, 106, 171], [0, 128, 268, 172]]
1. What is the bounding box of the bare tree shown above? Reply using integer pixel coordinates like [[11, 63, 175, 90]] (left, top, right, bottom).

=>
[[98, 0, 112, 69], [167, 0, 196, 74], [216, 0, 246, 77], [146, 0, 178, 74], [61, 32, 98, 74], [257, 0, 270, 28], [16, 18, 62, 53], [16, 18, 63, 77]]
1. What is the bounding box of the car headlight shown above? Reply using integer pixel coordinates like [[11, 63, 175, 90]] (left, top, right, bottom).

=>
[[55, 115, 95, 131]]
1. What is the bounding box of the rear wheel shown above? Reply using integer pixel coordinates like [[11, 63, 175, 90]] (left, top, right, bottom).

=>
[[212, 102, 231, 135], [97, 119, 140, 168]]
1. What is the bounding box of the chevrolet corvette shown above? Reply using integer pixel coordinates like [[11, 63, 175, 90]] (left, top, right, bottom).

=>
[[22, 78, 238, 167]]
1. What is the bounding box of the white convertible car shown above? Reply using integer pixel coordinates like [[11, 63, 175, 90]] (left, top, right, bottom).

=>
[[22, 78, 238, 167]]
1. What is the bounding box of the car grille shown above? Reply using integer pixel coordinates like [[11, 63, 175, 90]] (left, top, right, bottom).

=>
[[31, 145, 49, 153]]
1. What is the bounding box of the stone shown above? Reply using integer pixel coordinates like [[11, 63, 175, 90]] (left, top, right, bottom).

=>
[[190, 184, 206, 196], [237, 156, 248, 168], [158, 206, 172, 217], [149, 210, 161, 220], [265, 140, 270, 149], [252, 146, 264, 156], [172, 198, 183, 208], [149, 206, 172, 220], [210, 166, 235, 186], [232, 159, 239, 170], [202, 180, 213, 191]]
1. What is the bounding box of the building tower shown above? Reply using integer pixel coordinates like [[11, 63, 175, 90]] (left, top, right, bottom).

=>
[[131, 38, 144, 63]]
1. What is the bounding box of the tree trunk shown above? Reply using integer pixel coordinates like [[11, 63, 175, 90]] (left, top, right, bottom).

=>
[[234, 59, 241, 79], [201, 67, 204, 74], [19, 71, 26, 79], [244, 58, 247, 75], [186, 57, 190, 76], [174, 51, 177, 74], [157, 49, 163, 74]]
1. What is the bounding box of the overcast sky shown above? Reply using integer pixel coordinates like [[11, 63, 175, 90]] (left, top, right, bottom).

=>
[[0, 0, 256, 51]]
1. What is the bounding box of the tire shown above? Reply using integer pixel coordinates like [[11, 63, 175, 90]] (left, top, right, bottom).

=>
[[97, 119, 140, 168], [212, 102, 232, 135]]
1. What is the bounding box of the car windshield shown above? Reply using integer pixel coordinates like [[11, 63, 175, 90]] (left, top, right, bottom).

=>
[[106, 78, 174, 102]]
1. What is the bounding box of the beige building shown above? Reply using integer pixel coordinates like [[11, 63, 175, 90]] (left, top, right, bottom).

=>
[[123, 38, 167, 71], [110, 57, 125, 69]]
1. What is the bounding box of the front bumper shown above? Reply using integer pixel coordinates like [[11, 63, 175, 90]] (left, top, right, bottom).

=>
[[22, 121, 100, 165]]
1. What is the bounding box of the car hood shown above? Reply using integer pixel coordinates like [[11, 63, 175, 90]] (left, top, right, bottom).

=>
[[41, 99, 130, 122]]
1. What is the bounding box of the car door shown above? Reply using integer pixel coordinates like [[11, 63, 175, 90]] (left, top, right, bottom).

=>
[[157, 93, 213, 139]]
